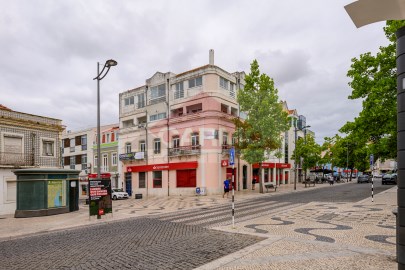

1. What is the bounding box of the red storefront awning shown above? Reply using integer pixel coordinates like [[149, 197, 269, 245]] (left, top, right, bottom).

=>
[[127, 161, 198, 172]]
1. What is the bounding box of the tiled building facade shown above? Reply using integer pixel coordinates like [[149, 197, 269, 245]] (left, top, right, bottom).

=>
[[0, 105, 63, 215]]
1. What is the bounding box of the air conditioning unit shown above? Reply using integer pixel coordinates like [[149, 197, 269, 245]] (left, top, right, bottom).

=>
[[138, 123, 146, 128]]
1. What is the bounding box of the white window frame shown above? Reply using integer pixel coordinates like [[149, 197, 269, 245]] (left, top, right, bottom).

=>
[[154, 138, 161, 154], [140, 140, 146, 153], [188, 76, 202, 88], [112, 152, 117, 166], [124, 96, 134, 106], [102, 154, 108, 172], [40, 137, 56, 157], [1, 132, 24, 154], [174, 82, 184, 99], [125, 143, 132, 154], [220, 77, 229, 90]]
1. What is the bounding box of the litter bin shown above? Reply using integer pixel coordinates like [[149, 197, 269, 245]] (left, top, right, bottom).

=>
[[135, 194, 142, 199]]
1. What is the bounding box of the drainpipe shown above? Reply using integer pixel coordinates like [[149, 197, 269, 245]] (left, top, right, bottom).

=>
[[145, 86, 149, 198], [237, 77, 241, 191], [167, 77, 170, 197]]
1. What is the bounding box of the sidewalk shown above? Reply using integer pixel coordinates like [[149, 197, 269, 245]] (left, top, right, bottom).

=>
[[0, 181, 340, 240], [197, 186, 398, 270], [0, 181, 397, 269]]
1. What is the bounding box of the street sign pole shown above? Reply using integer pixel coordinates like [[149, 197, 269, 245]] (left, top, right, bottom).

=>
[[230, 147, 235, 228], [370, 154, 374, 202]]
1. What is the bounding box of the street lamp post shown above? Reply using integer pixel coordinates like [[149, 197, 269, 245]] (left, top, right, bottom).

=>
[[93, 59, 118, 179], [345, 1, 405, 268], [293, 124, 310, 190]]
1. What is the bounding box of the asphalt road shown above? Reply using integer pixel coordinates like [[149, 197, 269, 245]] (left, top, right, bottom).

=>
[[0, 179, 393, 270]]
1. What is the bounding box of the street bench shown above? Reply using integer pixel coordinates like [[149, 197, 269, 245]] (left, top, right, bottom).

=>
[[264, 183, 277, 192], [303, 178, 316, 187]]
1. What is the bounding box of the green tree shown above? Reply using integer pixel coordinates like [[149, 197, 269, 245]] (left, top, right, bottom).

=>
[[234, 60, 289, 193], [342, 20, 405, 161], [292, 134, 321, 179]]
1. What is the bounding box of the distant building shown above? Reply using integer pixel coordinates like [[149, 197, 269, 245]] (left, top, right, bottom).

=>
[[0, 105, 63, 215], [61, 124, 118, 198]]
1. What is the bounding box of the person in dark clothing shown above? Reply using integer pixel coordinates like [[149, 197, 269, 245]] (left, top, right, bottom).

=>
[[223, 178, 230, 198]]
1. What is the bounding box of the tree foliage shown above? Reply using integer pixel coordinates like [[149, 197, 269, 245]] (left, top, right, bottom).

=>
[[234, 60, 289, 192], [341, 20, 405, 161], [292, 134, 321, 172]]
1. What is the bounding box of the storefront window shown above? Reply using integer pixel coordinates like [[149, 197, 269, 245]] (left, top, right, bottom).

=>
[[153, 171, 162, 188]]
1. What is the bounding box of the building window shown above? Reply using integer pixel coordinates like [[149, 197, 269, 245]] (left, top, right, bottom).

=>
[[174, 82, 184, 99], [172, 136, 180, 149], [94, 155, 98, 169], [70, 156, 75, 170], [137, 93, 145, 108], [125, 143, 132, 154], [177, 169, 196, 187], [81, 135, 87, 150], [153, 171, 162, 188], [232, 135, 237, 146], [140, 140, 146, 153], [154, 139, 161, 154], [149, 112, 167, 122], [106, 134, 110, 143], [220, 77, 229, 90], [70, 138, 75, 152], [189, 76, 202, 88], [150, 84, 166, 104], [139, 172, 146, 188], [42, 139, 55, 156], [82, 154, 87, 171], [112, 152, 117, 166], [230, 83, 235, 98], [123, 119, 134, 128], [124, 96, 134, 106], [222, 132, 228, 146], [102, 154, 108, 172], [191, 132, 199, 149]]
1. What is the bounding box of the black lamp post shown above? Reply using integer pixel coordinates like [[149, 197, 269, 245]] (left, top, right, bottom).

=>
[[93, 59, 117, 179]]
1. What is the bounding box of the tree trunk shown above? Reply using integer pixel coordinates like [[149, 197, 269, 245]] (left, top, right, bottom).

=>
[[259, 163, 264, 193]]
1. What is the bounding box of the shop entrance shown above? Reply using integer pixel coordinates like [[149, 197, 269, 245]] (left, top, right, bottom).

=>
[[226, 168, 237, 190]]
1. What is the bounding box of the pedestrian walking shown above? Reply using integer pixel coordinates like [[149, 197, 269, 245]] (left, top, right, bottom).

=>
[[252, 175, 257, 190], [223, 178, 230, 198]]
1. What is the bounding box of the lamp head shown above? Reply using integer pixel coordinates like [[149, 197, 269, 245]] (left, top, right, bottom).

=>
[[105, 59, 118, 67]]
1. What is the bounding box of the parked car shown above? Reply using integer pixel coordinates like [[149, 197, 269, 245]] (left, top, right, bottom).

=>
[[382, 173, 397, 185], [357, 174, 372, 183], [111, 188, 129, 200]]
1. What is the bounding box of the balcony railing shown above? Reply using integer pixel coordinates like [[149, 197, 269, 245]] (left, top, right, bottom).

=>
[[168, 145, 201, 157], [119, 152, 146, 161], [0, 152, 34, 166], [221, 145, 241, 155]]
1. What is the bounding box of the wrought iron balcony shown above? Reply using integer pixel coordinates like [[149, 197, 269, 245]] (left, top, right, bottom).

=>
[[168, 145, 201, 157], [221, 145, 240, 155], [0, 152, 34, 166]]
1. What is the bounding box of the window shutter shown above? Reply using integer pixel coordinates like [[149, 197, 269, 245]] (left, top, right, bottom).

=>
[[75, 136, 81, 146], [64, 156, 70, 165], [76, 155, 82, 164]]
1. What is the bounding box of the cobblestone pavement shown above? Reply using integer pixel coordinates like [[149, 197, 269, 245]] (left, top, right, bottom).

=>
[[0, 179, 397, 269], [0, 217, 263, 270]]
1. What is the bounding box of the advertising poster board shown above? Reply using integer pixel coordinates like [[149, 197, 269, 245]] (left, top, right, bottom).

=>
[[88, 179, 112, 217]]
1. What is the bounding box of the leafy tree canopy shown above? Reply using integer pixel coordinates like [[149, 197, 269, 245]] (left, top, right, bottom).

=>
[[341, 20, 405, 161]]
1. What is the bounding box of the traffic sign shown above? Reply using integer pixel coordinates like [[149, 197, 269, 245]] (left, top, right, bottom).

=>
[[229, 147, 235, 166], [370, 154, 374, 166]]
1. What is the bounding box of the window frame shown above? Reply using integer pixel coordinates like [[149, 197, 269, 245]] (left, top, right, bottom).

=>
[[188, 76, 202, 88], [154, 138, 161, 154]]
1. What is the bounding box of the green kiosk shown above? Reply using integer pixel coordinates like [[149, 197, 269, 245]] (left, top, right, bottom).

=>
[[14, 168, 80, 218]]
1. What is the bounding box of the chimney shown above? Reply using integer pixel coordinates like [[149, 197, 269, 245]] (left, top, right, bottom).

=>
[[209, 49, 214, 65]]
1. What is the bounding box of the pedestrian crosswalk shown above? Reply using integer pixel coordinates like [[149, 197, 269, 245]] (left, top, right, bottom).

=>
[[152, 199, 302, 228]]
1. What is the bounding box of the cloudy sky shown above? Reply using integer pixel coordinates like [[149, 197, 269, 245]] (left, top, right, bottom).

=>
[[1, 0, 389, 143]]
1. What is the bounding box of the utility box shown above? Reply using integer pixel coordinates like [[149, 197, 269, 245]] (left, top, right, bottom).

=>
[[14, 168, 80, 218]]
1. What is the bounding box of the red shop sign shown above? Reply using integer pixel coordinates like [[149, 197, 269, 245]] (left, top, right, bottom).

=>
[[221, 160, 229, 167], [127, 161, 198, 172]]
